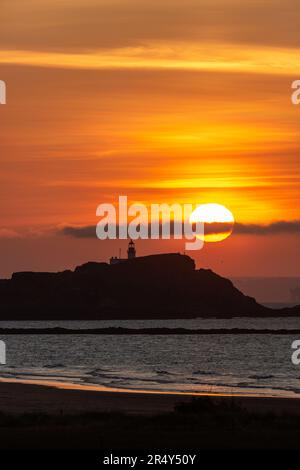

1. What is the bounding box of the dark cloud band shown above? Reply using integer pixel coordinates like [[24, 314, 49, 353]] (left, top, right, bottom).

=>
[[60, 220, 300, 238], [234, 221, 300, 235]]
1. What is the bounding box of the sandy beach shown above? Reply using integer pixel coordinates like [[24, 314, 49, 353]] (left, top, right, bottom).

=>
[[0, 380, 300, 449], [0, 380, 189, 415], [0, 379, 300, 416]]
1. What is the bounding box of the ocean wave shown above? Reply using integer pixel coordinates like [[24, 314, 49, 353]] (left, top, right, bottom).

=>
[[88, 367, 121, 376], [43, 363, 65, 369], [192, 370, 216, 376], [249, 374, 275, 380]]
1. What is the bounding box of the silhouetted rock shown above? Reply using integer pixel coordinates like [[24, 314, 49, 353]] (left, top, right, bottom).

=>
[[0, 253, 289, 320]]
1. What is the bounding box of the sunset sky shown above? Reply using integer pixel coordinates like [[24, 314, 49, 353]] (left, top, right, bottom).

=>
[[1, 0, 300, 279]]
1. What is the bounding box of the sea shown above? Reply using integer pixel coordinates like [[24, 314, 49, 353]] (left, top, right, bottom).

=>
[[1, 316, 300, 398]]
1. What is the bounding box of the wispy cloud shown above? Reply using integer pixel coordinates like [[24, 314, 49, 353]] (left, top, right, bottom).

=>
[[0, 229, 22, 239], [1, 44, 300, 76]]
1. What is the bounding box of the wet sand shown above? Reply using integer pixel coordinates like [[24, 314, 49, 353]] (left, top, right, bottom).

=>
[[0, 379, 300, 416], [1, 380, 300, 450]]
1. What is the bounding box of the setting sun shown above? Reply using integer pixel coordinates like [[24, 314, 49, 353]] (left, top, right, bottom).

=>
[[190, 203, 235, 243]]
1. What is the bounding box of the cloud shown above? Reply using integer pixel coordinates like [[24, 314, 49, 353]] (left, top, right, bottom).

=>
[[234, 221, 300, 235], [61, 220, 300, 239], [61, 223, 185, 238], [62, 225, 96, 238], [0, 229, 21, 239], [0, 227, 58, 239], [61, 222, 204, 238], [1, 44, 300, 77], [2, 0, 300, 53]]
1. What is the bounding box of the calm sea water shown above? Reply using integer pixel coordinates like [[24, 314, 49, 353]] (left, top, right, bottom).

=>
[[1, 318, 300, 398]]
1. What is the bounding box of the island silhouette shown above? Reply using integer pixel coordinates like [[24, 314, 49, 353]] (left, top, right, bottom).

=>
[[1, 249, 299, 320]]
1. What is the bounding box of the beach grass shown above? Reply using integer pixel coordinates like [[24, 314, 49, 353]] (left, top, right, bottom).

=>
[[1, 393, 300, 449]]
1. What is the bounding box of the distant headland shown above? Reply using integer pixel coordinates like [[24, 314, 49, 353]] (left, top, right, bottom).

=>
[[0, 242, 299, 320]]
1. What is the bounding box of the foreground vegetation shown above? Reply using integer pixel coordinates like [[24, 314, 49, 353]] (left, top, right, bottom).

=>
[[1, 397, 300, 449]]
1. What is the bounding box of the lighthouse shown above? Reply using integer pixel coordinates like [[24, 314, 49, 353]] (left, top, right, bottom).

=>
[[127, 239, 136, 260], [110, 239, 136, 264]]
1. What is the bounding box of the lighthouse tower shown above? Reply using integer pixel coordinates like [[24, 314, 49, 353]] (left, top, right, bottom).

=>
[[127, 239, 136, 259]]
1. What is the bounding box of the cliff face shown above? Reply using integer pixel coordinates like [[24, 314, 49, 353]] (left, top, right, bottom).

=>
[[0, 253, 272, 319]]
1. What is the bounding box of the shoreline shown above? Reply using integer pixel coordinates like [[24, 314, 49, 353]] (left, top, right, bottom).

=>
[[1, 375, 300, 399], [0, 378, 300, 416], [1, 379, 300, 449], [0, 376, 283, 397], [1, 326, 300, 334]]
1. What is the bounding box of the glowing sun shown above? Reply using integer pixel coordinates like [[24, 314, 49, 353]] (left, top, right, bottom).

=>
[[190, 203, 235, 243]]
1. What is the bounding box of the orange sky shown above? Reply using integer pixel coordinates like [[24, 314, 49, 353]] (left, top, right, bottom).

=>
[[1, 0, 300, 279]]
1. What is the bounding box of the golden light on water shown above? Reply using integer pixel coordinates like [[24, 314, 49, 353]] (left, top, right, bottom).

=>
[[190, 203, 235, 243]]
